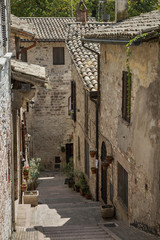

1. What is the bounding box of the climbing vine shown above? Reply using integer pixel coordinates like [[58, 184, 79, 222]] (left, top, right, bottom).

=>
[[125, 33, 149, 120]]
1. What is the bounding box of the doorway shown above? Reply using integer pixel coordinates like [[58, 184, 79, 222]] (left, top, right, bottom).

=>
[[66, 143, 73, 163], [101, 141, 107, 204]]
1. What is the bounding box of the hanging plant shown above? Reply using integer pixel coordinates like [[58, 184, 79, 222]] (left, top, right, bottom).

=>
[[61, 146, 66, 152]]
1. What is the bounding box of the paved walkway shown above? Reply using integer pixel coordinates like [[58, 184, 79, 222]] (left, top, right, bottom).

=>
[[14, 171, 160, 240]]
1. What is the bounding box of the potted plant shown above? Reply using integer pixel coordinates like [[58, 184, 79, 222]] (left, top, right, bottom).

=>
[[21, 182, 27, 191], [23, 158, 41, 206], [22, 190, 39, 207], [101, 204, 114, 218], [78, 172, 88, 196], [61, 146, 65, 152], [106, 156, 114, 164], [91, 167, 96, 174], [102, 161, 109, 171], [84, 187, 91, 200], [89, 150, 96, 158], [23, 166, 30, 179]]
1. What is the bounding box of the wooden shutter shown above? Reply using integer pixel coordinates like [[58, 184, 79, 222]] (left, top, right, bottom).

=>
[[53, 47, 64, 65], [122, 71, 131, 123], [1, 0, 7, 51], [71, 81, 76, 121], [21, 50, 27, 62], [85, 139, 90, 177], [85, 91, 88, 135]]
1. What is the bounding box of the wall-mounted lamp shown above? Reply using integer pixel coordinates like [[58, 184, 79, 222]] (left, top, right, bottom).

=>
[[30, 99, 35, 109]]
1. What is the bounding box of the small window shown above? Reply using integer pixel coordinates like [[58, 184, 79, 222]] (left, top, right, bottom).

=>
[[68, 96, 71, 115], [71, 81, 76, 121], [118, 162, 128, 208], [21, 49, 27, 62], [78, 136, 80, 160], [85, 139, 89, 178], [85, 91, 88, 136], [53, 47, 65, 65], [122, 71, 131, 123]]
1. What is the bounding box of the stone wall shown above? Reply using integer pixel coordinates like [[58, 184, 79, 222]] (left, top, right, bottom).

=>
[[72, 64, 97, 199], [0, 54, 12, 240], [99, 42, 160, 234], [21, 41, 73, 169]]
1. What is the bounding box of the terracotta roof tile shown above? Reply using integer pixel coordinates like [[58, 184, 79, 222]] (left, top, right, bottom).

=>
[[85, 10, 160, 40], [20, 17, 76, 41], [66, 22, 109, 91]]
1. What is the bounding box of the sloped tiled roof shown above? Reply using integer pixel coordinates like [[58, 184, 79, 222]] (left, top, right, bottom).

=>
[[21, 17, 76, 41], [66, 22, 109, 91], [11, 15, 37, 39], [85, 10, 160, 40]]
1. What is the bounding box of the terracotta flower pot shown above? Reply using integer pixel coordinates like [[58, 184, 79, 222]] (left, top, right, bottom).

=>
[[106, 156, 114, 164], [21, 185, 27, 191], [90, 150, 96, 158], [102, 162, 109, 171], [91, 167, 96, 174]]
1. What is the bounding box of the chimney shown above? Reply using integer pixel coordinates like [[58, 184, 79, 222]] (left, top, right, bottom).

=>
[[76, 0, 88, 23], [115, 0, 128, 22]]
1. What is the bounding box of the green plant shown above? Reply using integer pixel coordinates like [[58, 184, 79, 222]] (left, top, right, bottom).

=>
[[23, 166, 30, 173], [61, 146, 66, 152], [27, 158, 41, 191], [78, 172, 88, 192]]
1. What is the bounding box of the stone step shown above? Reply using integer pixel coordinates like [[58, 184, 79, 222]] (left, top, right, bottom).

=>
[[42, 225, 116, 240], [13, 230, 42, 240], [16, 204, 31, 229]]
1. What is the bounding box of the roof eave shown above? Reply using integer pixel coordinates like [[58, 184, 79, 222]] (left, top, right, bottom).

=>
[[81, 38, 130, 44]]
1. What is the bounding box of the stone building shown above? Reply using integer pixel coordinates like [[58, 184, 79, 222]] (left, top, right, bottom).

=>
[[10, 14, 47, 231], [0, 0, 13, 239], [84, 10, 160, 235], [20, 17, 76, 169], [66, 13, 109, 198]]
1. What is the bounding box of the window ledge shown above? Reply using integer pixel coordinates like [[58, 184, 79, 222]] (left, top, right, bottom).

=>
[[119, 116, 131, 127]]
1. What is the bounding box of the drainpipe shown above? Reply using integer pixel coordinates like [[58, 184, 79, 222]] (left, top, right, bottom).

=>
[[17, 39, 38, 60], [82, 41, 100, 201]]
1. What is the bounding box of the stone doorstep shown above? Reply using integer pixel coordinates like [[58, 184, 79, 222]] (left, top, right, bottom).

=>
[[16, 204, 32, 229]]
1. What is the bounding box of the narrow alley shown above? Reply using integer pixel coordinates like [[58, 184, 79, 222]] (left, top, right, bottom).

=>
[[13, 171, 160, 240]]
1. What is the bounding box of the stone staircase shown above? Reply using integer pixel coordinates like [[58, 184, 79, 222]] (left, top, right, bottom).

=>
[[13, 204, 44, 240], [42, 225, 117, 240], [13, 204, 118, 240]]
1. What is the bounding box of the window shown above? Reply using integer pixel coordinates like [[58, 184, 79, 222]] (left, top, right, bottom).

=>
[[68, 96, 71, 115], [53, 47, 65, 65], [78, 136, 80, 160], [21, 49, 27, 62], [122, 71, 131, 123], [85, 91, 88, 136], [71, 81, 76, 121], [85, 139, 89, 177], [118, 162, 128, 208]]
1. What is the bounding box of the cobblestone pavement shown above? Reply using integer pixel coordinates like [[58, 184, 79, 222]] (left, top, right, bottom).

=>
[[13, 171, 160, 240]]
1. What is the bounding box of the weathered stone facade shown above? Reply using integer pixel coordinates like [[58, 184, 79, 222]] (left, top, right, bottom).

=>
[[0, 1, 13, 239], [72, 64, 97, 199], [98, 41, 160, 234], [21, 41, 73, 169]]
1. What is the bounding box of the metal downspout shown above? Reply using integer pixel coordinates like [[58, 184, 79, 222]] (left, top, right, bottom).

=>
[[17, 39, 38, 60], [82, 41, 100, 201]]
